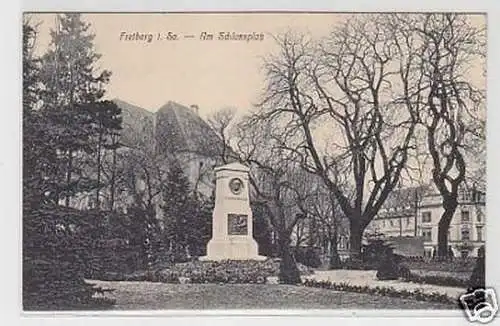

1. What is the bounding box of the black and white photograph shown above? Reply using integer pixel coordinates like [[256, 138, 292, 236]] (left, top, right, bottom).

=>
[[21, 12, 488, 314]]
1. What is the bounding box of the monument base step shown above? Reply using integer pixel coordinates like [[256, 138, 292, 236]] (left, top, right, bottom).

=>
[[200, 238, 266, 261], [198, 255, 268, 262]]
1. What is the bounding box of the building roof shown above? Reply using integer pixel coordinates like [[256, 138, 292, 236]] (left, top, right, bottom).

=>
[[113, 98, 155, 149], [155, 101, 225, 158], [114, 99, 226, 159], [386, 236, 425, 257], [376, 185, 430, 219]]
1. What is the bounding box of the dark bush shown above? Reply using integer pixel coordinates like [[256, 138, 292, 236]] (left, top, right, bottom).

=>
[[400, 256, 476, 272], [398, 265, 411, 280], [401, 272, 467, 288], [342, 258, 376, 270], [342, 237, 399, 271], [376, 255, 401, 280], [468, 246, 485, 290], [157, 270, 180, 283], [23, 206, 116, 310], [293, 247, 322, 268], [127, 258, 314, 284]]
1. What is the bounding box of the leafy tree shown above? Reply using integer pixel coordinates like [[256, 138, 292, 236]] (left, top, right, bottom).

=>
[[161, 163, 210, 261], [40, 13, 111, 206], [23, 17, 114, 310], [23, 18, 54, 206], [87, 100, 122, 209]]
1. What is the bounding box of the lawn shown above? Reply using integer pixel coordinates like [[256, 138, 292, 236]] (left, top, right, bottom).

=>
[[90, 280, 458, 310]]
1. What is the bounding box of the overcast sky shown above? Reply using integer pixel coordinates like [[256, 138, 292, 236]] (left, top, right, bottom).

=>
[[30, 13, 351, 117], [28, 13, 486, 188]]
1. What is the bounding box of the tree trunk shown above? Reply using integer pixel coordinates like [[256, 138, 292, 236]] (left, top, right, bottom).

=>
[[96, 132, 103, 210], [349, 219, 364, 261], [110, 147, 116, 211], [278, 235, 301, 284], [65, 150, 73, 207], [328, 228, 342, 269], [437, 198, 458, 258]]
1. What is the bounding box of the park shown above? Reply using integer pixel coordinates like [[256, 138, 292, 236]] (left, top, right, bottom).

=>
[[22, 12, 486, 311]]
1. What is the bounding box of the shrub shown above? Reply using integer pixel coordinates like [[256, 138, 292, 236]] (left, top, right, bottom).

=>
[[157, 270, 180, 283], [171, 260, 272, 284], [342, 258, 377, 270], [400, 271, 468, 288], [23, 206, 116, 310], [342, 237, 400, 271], [468, 246, 485, 290], [376, 255, 401, 280], [400, 256, 476, 273], [115, 258, 314, 284], [293, 247, 322, 268], [398, 265, 412, 279], [146, 258, 313, 284]]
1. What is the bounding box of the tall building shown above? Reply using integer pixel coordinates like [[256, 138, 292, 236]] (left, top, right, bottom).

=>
[[366, 185, 486, 258], [62, 99, 227, 216]]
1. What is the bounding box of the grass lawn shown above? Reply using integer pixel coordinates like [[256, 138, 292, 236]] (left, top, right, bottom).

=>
[[90, 280, 458, 310]]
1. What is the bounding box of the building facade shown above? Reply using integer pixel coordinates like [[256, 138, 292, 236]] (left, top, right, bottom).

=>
[[367, 186, 486, 258]]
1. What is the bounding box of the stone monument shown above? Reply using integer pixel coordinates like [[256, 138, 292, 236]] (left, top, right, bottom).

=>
[[200, 162, 266, 261]]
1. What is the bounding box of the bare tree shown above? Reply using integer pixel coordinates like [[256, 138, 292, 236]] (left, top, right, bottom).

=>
[[207, 107, 237, 164], [302, 184, 346, 268], [395, 13, 486, 257], [233, 115, 317, 284], [256, 16, 420, 259]]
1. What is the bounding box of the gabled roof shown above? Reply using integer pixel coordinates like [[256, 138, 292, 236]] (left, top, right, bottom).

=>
[[114, 99, 226, 159], [382, 185, 431, 210], [113, 98, 155, 149], [155, 101, 225, 157], [375, 185, 431, 220]]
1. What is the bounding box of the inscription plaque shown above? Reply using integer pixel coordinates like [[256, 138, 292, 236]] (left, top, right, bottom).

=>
[[228, 214, 248, 235]]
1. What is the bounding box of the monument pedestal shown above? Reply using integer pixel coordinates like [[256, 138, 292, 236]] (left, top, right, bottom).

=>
[[199, 162, 267, 262], [200, 238, 266, 261]]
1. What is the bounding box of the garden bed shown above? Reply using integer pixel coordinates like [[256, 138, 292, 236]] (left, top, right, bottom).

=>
[[302, 279, 458, 305], [100, 258, 314, 284]]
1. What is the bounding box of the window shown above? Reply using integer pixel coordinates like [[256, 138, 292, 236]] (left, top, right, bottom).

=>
[[406, 217, 410, 226], [476, 226, 483, 242], [461, 191, 471, 201], [461, 228, 470, 241], [477, 210, 483, 223], [461, 210, 470, 223], [382, 220, 386, 227], [390, 220, 394, 227], [422, 212, 431, 223], [339, 237, 345, 249], [422, 228, 432, 241]]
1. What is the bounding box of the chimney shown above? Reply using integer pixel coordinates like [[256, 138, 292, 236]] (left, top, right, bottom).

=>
[[190, 104, 199, 115]]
